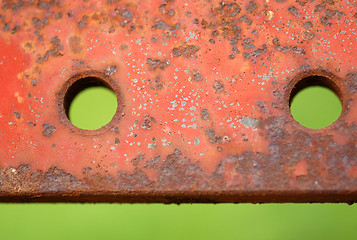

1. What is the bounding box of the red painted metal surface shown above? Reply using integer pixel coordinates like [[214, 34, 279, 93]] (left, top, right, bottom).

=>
[[0, 0, 356, 203]]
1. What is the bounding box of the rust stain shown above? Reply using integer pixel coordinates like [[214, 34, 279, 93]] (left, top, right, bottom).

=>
[[68, 36, 83, 54]]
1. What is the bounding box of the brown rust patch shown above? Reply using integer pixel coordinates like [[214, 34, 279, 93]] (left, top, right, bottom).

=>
[[0, 164, 85, 195], [141, 115, 156, 129], [21, 40, 34, 53], [36, 36, 63, 63], [200, 109, 210, 120], [345, 72, 357, 94], [1, 140, 357, 203], [146, 58, 170, 71], [42, 122, 56, 137], [68, 36, 83, 54], [172, 44, 200, 58]]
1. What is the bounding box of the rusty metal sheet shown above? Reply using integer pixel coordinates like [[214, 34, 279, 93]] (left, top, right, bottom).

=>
[[0, 0, 356, 203]]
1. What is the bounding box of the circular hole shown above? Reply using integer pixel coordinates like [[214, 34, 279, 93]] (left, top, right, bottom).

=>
[[289, 75, 342, 129], [64, 77, 118, 130]]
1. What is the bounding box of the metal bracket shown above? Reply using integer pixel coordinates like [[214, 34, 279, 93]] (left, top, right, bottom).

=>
[[0, 0, 356, 203]]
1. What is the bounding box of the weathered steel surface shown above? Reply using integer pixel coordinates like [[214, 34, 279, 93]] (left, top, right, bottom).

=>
[[0, 0, 356, 203]]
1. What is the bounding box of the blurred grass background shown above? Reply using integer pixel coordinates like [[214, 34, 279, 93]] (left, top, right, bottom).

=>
[[1, 85, 355, 240], [0, 204, 356, 239]]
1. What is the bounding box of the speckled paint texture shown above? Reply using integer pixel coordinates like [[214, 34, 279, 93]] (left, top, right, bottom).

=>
[[0, 0, 356, 203]]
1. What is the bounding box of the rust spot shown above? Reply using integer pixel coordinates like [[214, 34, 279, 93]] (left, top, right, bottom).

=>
[[132, 154, 145, 166], [21, 40, 34, 53], [213, 81, 224, 92], [146, 58, 170, 70], [287, 6, 299, 16], [37, 37, 63, 63], [141, 115, 156, 129], [172, 44, 199, 58], [205, 129, 223, 145], [200, 109, 210, 120], [246, 1, 257, 14], [192, 70, 203, 81], [13, 111, 21, 119], [148, 76, 164, 90], [32, 17, 48, 29], [78, 15, 88, 28], [345, 72, 357, 93], [303, 21, 313, 29], [105, 65, 117, 76], [42, 122, 56, 137], [320, 9, 343, 26], [303, 31, 314, 40], [68, 36, 83, 54]]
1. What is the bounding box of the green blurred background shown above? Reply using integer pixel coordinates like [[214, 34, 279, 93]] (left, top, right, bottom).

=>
[[1, 85, 355, 240]]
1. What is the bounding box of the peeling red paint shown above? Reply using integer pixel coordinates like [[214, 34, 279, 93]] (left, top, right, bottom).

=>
[[293, 159, 308, 178], [347, 166, 357, 179]]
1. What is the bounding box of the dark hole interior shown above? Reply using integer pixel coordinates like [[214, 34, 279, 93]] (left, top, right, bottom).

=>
[[64, 77, 113, 118], [289, 75, 342, 108]]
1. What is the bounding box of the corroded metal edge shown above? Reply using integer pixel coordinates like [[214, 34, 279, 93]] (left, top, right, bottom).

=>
[[1, 191, 356, 203], [1, 146, 357, 203]]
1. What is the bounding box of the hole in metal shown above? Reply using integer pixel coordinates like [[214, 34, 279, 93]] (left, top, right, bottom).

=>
[[64, 77, 118, 130], [289, 75, 342, 129]]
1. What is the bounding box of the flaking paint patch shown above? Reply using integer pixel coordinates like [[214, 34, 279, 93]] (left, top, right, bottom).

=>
[[239, 117, 259, 129]]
